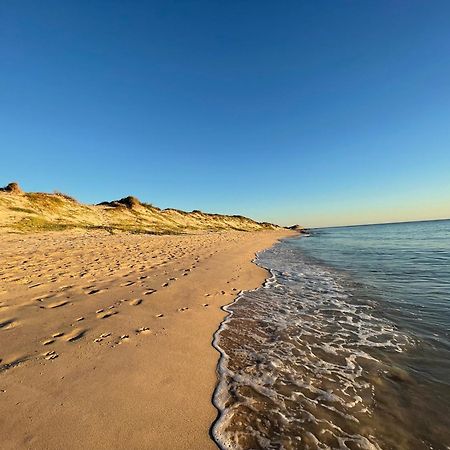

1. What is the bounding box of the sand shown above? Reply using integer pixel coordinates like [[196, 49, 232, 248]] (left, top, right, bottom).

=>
[[0, 229, 292, 449]]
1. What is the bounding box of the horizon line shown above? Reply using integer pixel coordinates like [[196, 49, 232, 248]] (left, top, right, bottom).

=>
[[310, 217, 450, 230]]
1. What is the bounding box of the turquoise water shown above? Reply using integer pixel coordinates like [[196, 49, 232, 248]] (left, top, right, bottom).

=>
[[213, 220, 450, 449]]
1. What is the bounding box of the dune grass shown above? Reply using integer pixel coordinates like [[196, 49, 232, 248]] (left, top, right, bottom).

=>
[[14, 217, 73, 232], [0, 184, 279, 234]]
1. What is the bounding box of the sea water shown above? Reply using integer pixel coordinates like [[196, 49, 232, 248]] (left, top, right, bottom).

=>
[[213, 220, 450, 449]]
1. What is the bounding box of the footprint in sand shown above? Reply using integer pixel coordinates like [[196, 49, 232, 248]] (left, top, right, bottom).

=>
[[42, 339, 55, 346], [52, 332, 64, 338], [65, 328, 86, 342], [155, 314, 164, 318], [59, 285, 74, 292], [136, 327, 151, 335], [43, 350, 58, 360], [130, 299, 142, 306], [0, 355, 30, 372], [161, 282, 169, 288], [33, 293, 56, 302], [94, 332, 111, 343], [46, 300, 69, 309], [87, 289, 102, 295], [144, 289, 156, 295], [115, 334, 130, 344], [0, 319, 17, 330], [177, 307, 189, 312], [97, 311, 118, 319], [120, 281, 135, 287], [202, 304, 209, 307]]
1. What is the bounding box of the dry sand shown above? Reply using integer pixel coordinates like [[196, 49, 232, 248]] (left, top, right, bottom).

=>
[[0, 229, 292, 449]]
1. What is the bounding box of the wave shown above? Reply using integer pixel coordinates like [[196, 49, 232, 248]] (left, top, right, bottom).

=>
[[211, 242, 415, 450]]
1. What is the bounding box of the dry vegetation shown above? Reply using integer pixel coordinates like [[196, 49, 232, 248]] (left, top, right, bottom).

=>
[[0, 183, 279, 234]]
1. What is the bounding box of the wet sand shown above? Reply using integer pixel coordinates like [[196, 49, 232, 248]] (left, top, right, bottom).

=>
[[0, 229, 292, 449]]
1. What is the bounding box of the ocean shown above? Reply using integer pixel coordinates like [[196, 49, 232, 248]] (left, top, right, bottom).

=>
[[212, 220, 450, 450]]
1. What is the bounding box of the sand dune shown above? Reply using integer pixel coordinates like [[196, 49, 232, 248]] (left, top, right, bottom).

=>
[[0, 183, 279, 234]]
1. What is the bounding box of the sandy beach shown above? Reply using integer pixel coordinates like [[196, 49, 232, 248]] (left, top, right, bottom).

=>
[[0, 229, 292, 449]]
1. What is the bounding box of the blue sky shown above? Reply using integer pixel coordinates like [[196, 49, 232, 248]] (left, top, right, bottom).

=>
[[1, 1, 449, 227]]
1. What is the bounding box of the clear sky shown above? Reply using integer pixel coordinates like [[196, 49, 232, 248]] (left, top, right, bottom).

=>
[[1, 1, 449, 227]]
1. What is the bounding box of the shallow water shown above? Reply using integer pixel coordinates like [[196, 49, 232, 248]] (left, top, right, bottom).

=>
[[213, 220, 450, 450]]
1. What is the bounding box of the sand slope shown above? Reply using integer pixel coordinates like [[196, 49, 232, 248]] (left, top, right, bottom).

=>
[[0, 185, 278, 234], [0, 229, 292, 449]]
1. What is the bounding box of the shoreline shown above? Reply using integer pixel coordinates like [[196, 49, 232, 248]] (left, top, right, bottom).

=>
[[0, 229, 294, 449], [208, 222, 450, 449], [211, 258, 280, 449]]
